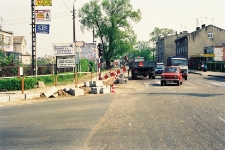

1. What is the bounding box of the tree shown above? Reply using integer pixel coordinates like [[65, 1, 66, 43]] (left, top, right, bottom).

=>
[[0, 50, 16, 66], [149, 27, 175, 61], [149, 27, 176, 43], [78, 0, 141, 69]]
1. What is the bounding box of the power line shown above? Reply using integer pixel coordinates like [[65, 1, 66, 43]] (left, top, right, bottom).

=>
[[55, 0, 71, 12], [61, 0, 72, 12]]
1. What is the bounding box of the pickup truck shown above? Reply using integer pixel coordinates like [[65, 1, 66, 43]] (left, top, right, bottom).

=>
[[129, 57, 156, 80]]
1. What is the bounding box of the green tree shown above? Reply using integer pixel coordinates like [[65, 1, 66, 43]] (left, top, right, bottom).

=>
[[149, 27, 176, 43], [0, 50, 15, 66], [78, 0, 141, 69], [149, 27, 175, 61]]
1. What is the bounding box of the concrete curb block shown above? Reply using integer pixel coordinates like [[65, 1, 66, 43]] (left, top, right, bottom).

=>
[[25, 93, 41, 100], [69, 88, 84, 96], [10, 94, 25, 102], [44, 86, 57, 98], [0, 95, 10, 102]]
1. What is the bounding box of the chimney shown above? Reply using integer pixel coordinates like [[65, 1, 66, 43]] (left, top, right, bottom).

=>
[[202, 24, 205, 28], [196, 27, 200, 31]]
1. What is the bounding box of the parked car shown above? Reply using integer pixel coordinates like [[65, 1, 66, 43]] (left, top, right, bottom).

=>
[[161, 66, 183, 86]]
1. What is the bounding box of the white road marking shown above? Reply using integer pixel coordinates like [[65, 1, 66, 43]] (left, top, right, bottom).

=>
[[211, 82, 225, 87], [184, 82, 196, 87], [219, 116, 225, 122]]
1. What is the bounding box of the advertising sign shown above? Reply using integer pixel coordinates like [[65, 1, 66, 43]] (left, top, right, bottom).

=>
[[80, 43, 97, 60], [35, 10, 51, 22], [56, 55, 75, 68], [2, 45, 13, 52], [36, 24, 50, 34], [36, 0, 52, 6], [52, 43, 75, 56]]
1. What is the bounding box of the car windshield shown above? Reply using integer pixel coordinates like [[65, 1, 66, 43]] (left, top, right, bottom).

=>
[[171, 59, 187, 66], [164, 67, 177, 73], [156, 65, 164, 69]]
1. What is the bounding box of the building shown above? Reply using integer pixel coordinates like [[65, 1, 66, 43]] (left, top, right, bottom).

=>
[[175, 24, 225, 68], [13, 36, 31, 65], [0, 29, 14, 53], [156, 32, 188, 65], [0, 29, 31, 65]]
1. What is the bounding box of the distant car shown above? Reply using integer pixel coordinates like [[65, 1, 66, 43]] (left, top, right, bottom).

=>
[[161, 66, 183, 86], [155, 63, 164, 75]]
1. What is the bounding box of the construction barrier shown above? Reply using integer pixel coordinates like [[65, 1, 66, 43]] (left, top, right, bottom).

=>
[[111, 84, 116, 93], [100, 67, 127, 80]]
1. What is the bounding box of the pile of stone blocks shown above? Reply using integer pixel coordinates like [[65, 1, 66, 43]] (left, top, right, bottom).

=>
[[84, 80, 111, 94], [116, 74, 128, 84]]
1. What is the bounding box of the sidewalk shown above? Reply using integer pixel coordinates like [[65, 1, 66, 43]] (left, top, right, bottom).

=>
[[0, 68, 127, 102], [189, 70, 225, 78]]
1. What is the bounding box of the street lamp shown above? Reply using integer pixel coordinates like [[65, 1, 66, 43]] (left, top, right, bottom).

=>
[[73, 0, 76, 43]]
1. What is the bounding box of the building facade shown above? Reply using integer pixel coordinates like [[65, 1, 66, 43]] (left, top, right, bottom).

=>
[[175, 24, 225, 68], [156, 32, 188, 65], [0, 29, 13, 52], [13, 36, 31, 65]]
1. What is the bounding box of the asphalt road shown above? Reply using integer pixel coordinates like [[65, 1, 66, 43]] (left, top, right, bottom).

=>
[[1, 73, 225, 150], [0, 94, 115, 150], [83, 73, 225, 150]]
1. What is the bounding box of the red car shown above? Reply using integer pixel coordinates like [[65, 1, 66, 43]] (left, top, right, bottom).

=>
[[161, 66, 183, 86]]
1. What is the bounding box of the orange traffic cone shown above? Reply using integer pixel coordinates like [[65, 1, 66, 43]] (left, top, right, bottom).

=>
[[111, 84, 116, 93]]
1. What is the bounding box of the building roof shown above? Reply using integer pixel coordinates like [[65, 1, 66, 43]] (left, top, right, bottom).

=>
[[13, 36, 26, 44], [175, 25, 225, 42]]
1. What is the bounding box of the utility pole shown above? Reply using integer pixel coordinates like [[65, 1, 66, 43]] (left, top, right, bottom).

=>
[[73, 0, 76, 43], [93, 27, 95, 43], [31, 0, 36, 76]]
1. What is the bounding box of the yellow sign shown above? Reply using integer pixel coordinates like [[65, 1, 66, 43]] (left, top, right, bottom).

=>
[[36, 0, 52, 6], [37, 13, 45, 18], [191, 54, 215, 58]]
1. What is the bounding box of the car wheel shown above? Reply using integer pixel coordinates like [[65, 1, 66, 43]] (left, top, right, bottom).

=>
[[184, 76, 187, 80], [161, 81, 163, 86], [180, 82, 182, 85], [177, 81, 180, 86]]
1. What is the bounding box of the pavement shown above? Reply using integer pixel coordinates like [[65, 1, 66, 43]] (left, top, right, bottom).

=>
[[189, 70, 225, 78], [0, 69, 224, 102], [0, 68, 126, 102]]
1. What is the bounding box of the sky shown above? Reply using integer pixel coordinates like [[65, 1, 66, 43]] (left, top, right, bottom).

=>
[[0, 0, 225, 57]]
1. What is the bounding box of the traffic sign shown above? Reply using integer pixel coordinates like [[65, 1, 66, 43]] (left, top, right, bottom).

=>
[[35, 0, 52, 6], [35, 10, 51, 22], [36, 24, 50, 34]]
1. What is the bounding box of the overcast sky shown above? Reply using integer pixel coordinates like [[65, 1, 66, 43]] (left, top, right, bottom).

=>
[[0, 0, 224, 57]]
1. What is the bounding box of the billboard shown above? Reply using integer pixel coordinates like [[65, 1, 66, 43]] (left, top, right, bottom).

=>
[[80, 43, 97, 60], [36, 0, 52, 6], [1, 45, 13, 52], [35, 10, 51, 22], [36, 24, 50, 34], [56, 55, 75, 68], [52, 43, 75, 56]]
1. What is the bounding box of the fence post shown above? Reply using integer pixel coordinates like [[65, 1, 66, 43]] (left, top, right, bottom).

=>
[[21, 77, 24, 94]]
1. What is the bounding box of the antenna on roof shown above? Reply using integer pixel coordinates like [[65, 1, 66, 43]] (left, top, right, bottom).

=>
[[0, 17, 3, 30], [184, 22, 186, 31], [212, 18, 215, 25], [196, 18, 199, 27]]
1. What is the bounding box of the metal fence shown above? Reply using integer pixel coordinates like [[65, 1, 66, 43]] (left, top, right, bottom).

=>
[[206, 62, 225, 72], [0, 65, 74, 77]]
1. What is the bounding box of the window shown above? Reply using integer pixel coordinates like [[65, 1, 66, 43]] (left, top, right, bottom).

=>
[[208, 32, 213, 38]]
